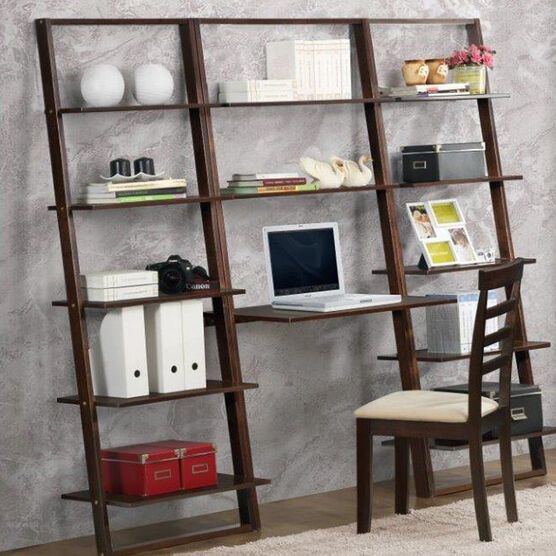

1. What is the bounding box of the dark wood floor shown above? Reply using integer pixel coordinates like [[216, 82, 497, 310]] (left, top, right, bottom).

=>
[[5, 449, 555, 555]]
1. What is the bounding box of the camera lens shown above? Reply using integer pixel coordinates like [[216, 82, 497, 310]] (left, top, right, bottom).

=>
[[159, 265, 186, 294]]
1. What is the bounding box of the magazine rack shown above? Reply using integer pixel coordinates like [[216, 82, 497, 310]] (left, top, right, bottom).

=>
[[36, 17, 552, 555]]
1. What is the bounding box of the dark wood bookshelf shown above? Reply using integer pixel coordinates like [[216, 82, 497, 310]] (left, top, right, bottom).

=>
[[230, 295, 456, 324], [57, 380, 259, 407], [62, 474, 271, 508], [36, 15, 549, 555], [52, 288, 244, 309], [373, 258, 535, 276], [377, 340, 551, 363]]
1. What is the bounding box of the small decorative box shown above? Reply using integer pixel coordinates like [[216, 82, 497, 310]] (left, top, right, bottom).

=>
[[147, 440, 218, 490], [101, 443, 181, 496]]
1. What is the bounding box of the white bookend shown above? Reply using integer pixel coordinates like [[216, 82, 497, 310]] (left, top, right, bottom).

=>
[[81, 270, 158, 289], [144, 300, 206, 393], [180, 299, 207, 390], [90, 306, 149, 398], [144, 302, 187, 394]]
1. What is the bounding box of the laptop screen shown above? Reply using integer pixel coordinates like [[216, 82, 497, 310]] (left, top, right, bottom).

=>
[[267, 227, 340, 297]]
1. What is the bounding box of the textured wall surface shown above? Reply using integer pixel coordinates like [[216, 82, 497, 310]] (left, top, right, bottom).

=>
[[1, 0, 555, 550]]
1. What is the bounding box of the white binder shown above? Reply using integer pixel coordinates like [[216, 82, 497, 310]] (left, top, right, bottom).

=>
[[90, 306, 149, 398], [144, 300, 206, 393], [144, 302, 186, 393], [180, 299, 206, 390]]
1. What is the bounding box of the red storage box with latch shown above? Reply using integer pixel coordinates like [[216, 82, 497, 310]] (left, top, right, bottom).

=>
[[147, 440, 217, 490], [101, 443, 181, 496]]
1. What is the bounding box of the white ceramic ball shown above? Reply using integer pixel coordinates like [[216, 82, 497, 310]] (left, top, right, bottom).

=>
[[80, 64, 125, 107], [133, 63, 174, 105]]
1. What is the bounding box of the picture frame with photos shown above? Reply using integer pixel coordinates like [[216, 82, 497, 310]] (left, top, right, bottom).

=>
[[406, 198, 480, 267]]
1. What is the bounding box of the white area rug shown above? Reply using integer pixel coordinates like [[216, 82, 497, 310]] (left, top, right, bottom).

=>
[[184, 484, 556, 555]]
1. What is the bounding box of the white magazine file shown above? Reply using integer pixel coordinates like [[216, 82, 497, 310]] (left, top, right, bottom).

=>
[[144, 299, 206, 393], [90, 306, 149, 398]]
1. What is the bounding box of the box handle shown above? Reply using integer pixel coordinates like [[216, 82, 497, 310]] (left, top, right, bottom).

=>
[[511, 407, 527, 421], [412, 160, 427, 170], [191, 463, 209, 475], [154, 469, 172, 481]]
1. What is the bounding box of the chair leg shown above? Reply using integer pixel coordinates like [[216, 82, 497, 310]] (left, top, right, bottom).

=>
[[499, 416, 518, 522], [395, 437, 409, 514], [469, 434, 492, 542], [357, 419, 372, 534]]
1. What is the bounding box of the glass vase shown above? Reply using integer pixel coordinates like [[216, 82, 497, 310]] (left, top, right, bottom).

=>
[[452, 65, 486, 94]]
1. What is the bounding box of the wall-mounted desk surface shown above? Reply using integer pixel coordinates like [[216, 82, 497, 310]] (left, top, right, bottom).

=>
[[227, 295, 456, 324]]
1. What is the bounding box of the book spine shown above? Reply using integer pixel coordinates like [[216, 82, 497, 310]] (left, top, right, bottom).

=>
[[227, 178, 307, 187], [257, 183, 318, 193], [106, 179, 186, 192], [84, 271, 158, 289], [114, 186, 187, 197], [116, 194, 187, 203], [342, 40, 351, 99], [84, 284, 159, 302]]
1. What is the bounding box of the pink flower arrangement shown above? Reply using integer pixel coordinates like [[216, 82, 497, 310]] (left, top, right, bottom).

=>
[[447, 44, 496, 69]]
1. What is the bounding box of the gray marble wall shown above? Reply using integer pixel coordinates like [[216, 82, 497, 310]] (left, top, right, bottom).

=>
[[1, 0, 555, 550]]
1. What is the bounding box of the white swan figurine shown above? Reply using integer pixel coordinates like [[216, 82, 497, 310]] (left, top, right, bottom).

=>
[[341, 154, 373, 187], [299, 156, 345, 188]]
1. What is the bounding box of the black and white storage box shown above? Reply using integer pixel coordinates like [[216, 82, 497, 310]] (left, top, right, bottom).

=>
[[433, 382, 543, 445], [401, 142, 486, 183]]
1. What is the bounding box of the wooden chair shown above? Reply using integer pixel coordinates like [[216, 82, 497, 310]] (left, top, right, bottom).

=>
[[355, 259, 525, 541]]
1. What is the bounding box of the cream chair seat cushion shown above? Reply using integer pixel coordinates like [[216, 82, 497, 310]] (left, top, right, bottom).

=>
[[354, 390, 499, 423]]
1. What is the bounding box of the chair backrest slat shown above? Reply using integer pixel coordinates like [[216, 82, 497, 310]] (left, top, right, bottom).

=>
[[481, 353, 513, 375], [483, 325, 512, 348], [485, 298, 516, 320], [468, 259, 524, 425]]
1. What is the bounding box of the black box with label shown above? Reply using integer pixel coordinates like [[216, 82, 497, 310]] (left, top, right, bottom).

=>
[[401, 142, 487, 183], [433, 382, 543, 446]]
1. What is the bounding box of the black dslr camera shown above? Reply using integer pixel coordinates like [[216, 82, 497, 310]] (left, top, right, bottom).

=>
[[146, 255, 211, 295]]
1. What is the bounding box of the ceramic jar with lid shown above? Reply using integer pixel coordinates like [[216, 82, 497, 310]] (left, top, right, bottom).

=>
[[425, 58, 449, 84], [402, 59, 429, 86]]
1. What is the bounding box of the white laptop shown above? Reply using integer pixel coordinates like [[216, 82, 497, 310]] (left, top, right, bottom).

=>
[[263, 222, 402, 312]]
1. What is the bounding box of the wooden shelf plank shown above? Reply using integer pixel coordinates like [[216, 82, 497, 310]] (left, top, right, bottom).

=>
[[378, 92, 509, 103], [382, 426, 556, 451], [230, 295, 456, 324], [377, 340, 551, 363], [219, 184, 379, 200], [48, 195, 218, 211], [385, 174, 523, 189], [58, 103, 201, 114], [209, 93, 508, 108], [57, 380, 259, 407], [52, 288, 245, 309], [373, 257, 536, 276], [56, 92, 510, 116], [112, 524, 254, 556], [61, 474, 271, 508]]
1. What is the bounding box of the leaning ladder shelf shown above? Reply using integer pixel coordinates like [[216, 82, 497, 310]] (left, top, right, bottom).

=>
[[35, 17, 551, 555]]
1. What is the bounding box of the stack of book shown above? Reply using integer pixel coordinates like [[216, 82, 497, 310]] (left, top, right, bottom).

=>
[[78, 178, 187, 205], [218, 80, 294, 103], [379, 83, 470, 98], [81, 270, 158, 302], [222, 173, 320, 196], [266, 39, 351, 100]]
